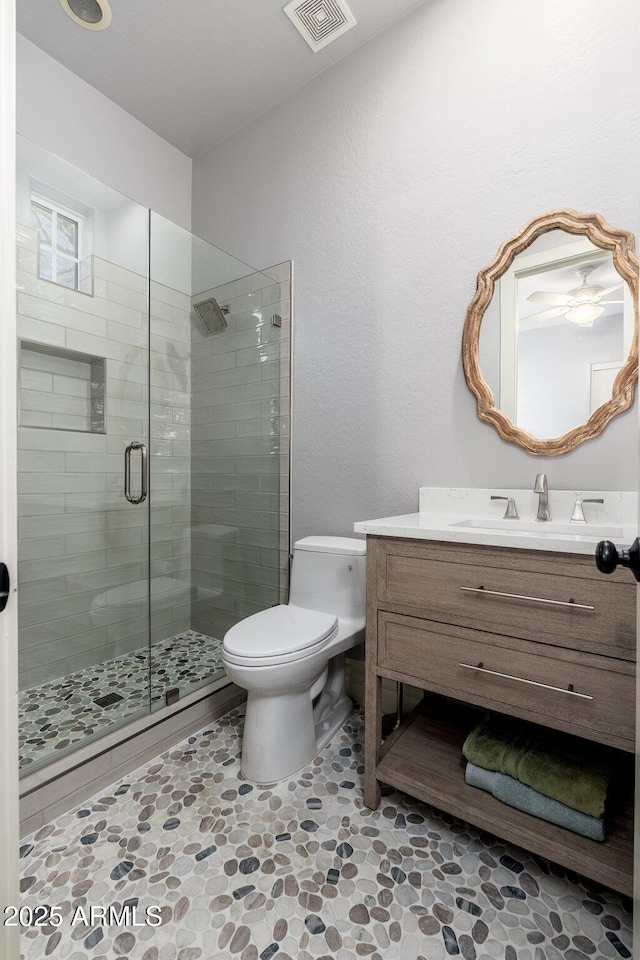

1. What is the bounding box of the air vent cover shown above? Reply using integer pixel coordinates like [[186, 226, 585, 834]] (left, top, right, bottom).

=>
[[283, 0, 356, 52]]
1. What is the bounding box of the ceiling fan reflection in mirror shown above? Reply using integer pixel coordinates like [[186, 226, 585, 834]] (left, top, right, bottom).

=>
[[525, 265, 624, 327]]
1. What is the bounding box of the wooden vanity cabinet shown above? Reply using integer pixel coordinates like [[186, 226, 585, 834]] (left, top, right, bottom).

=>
[[363, 535, 636, 896]]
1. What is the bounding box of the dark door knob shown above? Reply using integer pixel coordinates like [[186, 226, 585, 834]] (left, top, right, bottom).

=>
[[596, 539, 640, 581], [0, 563, 9, 612]]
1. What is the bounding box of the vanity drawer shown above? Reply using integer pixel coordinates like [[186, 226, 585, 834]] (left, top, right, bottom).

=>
[[377, 612, 635, 751], [375, 539, 635, 660]]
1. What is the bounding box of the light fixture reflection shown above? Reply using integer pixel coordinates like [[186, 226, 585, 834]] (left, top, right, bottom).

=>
[[563, 302, 604, 327]]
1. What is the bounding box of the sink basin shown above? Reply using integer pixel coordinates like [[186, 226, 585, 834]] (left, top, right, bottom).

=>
[[449, 518, 625, 539]]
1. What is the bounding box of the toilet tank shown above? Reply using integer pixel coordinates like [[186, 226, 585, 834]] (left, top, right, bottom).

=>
[[289, 536, 366, 620]]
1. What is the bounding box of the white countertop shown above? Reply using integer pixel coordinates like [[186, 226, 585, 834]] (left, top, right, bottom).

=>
[[354, 488, 637, 556]]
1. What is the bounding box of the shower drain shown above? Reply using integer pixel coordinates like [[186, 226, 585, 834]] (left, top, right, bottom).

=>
[[93, 692, 124, 708]]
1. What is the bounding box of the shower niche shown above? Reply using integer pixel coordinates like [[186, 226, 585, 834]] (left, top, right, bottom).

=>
[[19, 341, 106, 434], [16, 136, 291, 776]]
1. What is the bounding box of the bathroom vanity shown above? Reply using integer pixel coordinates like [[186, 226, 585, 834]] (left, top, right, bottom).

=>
[[355, 489, 637, 896]]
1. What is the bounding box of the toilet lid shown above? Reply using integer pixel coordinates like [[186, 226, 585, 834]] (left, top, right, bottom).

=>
[[223, 604, 338, 660]]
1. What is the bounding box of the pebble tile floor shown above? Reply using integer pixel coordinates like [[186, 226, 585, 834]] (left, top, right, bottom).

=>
[[18, 706, 632, 959], [19, 632, 225, 770]]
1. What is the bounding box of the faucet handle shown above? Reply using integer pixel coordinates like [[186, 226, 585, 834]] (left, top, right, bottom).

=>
[[491, 495, 519, 519], [534, 473, 551, 521], [570, 497, 604, 523], [534, 473, 548, 493]]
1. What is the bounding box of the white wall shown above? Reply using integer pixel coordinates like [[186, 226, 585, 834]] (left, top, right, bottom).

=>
[[17, 36, 192, 230], [517, 316, 624, 439], [191, 0, 640, 540]]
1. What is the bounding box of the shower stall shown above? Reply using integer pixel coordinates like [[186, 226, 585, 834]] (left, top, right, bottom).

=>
[[16, 137, 291, 773]]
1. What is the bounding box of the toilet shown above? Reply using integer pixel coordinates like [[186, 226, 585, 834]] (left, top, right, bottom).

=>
[[222, 536, 367, 782]]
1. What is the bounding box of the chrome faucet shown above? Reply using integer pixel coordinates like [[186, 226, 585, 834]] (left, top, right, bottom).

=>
[[534, 474, 550, 521], [570, 497, 604, 523], [491, 495, 519, 519]]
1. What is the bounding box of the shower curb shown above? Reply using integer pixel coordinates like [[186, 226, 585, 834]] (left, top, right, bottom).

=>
[[19, 681, 245, 838]]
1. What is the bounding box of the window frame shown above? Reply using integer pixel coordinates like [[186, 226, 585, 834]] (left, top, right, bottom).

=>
[[30, 192, 84, 291]]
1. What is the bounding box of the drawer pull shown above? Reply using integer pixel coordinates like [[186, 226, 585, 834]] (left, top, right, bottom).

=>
[[459, 661, 594, 700], [460, 585, 594, 611]]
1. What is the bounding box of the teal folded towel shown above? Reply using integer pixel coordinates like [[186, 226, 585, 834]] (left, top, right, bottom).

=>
[[462, 715, 611, 818], [465, 762, 605, 842]]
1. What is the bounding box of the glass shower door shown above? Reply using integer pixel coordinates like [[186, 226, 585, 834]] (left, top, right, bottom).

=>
[[15, 138, 292, 773], [16, 137, 152, 772], [148, 214, 290, 710]]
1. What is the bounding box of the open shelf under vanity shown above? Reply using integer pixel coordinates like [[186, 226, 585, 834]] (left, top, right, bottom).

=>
[[376, 696, 634, 897]]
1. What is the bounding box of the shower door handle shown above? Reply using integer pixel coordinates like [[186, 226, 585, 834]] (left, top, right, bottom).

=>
[[124, 441, 148, 504]]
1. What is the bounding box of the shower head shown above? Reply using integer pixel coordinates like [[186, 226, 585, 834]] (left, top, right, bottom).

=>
[[193, 298, 229, 334]]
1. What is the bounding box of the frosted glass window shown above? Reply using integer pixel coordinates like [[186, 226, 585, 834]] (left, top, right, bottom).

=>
[[31, 195, 83, 290]]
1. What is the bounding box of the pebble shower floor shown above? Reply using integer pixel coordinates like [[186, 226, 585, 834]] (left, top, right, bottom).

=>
[[19, 707, 632, 960], [19, 632, 225, 769]]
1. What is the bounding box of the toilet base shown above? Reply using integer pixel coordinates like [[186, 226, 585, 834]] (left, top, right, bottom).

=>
[[313, 653, 352, 752], [238, 654, 352, 783], [315, 694, 352, 753]]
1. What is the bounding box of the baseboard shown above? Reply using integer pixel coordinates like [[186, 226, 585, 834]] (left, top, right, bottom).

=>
[[20, 682, 246, 837]]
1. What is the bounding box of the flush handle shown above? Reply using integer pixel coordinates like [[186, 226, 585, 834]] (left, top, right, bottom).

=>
[[0, 563, 10, 613]]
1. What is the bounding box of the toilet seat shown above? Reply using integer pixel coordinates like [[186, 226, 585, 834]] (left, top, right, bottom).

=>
[[222, 604, 338, 667]]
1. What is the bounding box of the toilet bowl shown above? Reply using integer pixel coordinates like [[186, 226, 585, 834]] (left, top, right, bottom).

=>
[[222, 536, 366, 782]]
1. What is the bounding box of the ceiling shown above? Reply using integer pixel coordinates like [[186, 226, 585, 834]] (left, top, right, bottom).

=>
[[18, 0, 429, 159], [518, 250, 624, 331]]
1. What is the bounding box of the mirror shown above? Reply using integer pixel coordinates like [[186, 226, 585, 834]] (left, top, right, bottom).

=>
[[462, 210, 639, 455]]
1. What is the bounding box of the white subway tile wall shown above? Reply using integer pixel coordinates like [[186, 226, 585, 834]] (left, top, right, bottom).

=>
[[17, 225, 190, 690], [19, 342, 106, 434], [190, 264, 291, 638], [149, 279, 192, 649]]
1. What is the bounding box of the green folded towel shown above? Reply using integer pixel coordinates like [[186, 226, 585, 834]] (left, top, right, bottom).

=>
[[462, 715, 612, 818], [465, 762, 605, 841]]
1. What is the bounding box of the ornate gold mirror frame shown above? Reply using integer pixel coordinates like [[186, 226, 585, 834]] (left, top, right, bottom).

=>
[[462, 209, 639, 455]]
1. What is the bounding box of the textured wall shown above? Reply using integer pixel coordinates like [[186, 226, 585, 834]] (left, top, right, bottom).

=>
[[192, 0, 640, 541], [17, 35, 192, 230]]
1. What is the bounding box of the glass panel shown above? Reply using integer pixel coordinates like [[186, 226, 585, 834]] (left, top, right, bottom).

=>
[[56, 213, 79, 257], [16, 137, 292, 773], [148, 214, 291, 710], [55, 255, 78, 289], [38, 245, 52, 281], [17, 136, 151, 774], [31, 202, 52, 246]]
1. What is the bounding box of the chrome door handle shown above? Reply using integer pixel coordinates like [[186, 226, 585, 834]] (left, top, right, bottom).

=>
[[460, 585, 594, 611], [459, 662, 593, 700], [124, 441, 148, 504]]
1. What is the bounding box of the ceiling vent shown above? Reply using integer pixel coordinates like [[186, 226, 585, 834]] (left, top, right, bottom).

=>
[[283, 0, 356, 52]]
